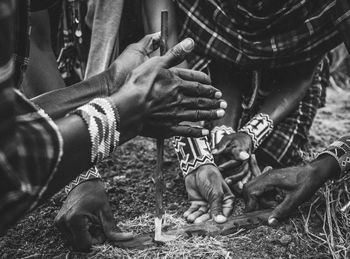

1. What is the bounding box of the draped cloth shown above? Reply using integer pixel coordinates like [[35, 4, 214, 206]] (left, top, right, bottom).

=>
[[174, 0, 350, 70]]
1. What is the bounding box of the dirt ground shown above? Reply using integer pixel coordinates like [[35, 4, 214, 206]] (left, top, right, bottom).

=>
[[0, 87, 349, 259]]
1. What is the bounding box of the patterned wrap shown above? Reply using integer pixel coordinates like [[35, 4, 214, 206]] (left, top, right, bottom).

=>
[[174, 0, 350, 70], [173, 136, 215, 177], [317, 136, 350, 177], [210, 125, 235, 150], [71, 98, 120, 164], [65, 167, 102, 194], [239, 113, 274, 151]]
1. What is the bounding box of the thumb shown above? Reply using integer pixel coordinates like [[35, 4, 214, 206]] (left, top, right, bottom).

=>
[[268, 195, 294, 226], [209, 193, 227, 223], [137, 32, 161, 55], [212, 138, 231, 155], [158, 38, 195, 68], [100, 210, 133, 242]]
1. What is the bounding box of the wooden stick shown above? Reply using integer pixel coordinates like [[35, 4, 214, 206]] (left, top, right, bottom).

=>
[[154, 10, 169, 242]]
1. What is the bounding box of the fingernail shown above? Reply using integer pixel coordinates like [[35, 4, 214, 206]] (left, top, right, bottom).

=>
[[202, 129, 209, 136], [239, 151, 250, 160], [220, 101, 227, 109], [217, 109, 225, 118], [212, 149, 218, 154], [214, 215, 227, 223], [182, 38, 194, 52], [215, 92, 222, 99], [268, 217, 278, 226], [238, 181, 244, 190]]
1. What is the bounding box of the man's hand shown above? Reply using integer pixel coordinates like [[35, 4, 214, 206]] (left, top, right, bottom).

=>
[[184, 165, 234, 224], [55, 180, 132, 252], [212, 132, 256, 192], [243, 155, 337, 225], [110, 38, 226, 142], [107, 32, 161, 93]]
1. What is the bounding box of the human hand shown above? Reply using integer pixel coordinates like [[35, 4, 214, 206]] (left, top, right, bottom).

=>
[[109, 38, 226, 141], [212, 132, 254, 192], [243, 155, 337, 225], [183, 164, 234, 224], [107, 32, 161, 93], [55, 180, 132, 251]]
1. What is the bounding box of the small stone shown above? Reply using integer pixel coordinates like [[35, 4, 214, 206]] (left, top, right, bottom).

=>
[[279, 235, 292, 246]]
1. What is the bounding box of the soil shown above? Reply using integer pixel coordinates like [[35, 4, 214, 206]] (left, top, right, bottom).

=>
[[0, 87, 349, 259]]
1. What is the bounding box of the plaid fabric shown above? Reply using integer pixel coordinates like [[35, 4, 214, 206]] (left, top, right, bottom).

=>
[[0, 0, 63, 234], [239, 59, 329, 168], [174, 0, 350, 70]]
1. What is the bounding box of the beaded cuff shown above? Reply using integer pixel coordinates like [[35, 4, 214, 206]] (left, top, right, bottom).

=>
[[210, 125, 235, 149], [239, 113, 274, 151], [173, 136, 215, 177], [65, 167, 102, 195], [71, 98, 120, 163], [317, 136, 350, 177]]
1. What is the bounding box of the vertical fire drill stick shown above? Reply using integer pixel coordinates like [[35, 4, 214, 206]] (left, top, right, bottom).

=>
[[154, 10, 169, 242]]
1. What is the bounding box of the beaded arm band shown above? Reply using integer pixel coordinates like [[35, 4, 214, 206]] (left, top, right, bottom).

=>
[[239, 113, 274, 151], [210, 125, 235, 149], [317, 136, 350, 178], [65, 167, 102, 194], [64, 98, 120, 195], [173, 136, 215, 177]]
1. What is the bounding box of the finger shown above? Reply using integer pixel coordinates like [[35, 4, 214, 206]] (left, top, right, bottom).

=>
[[187, 206, 209, 223], [168, 125, 210, 138], [183, 202, 203, 218], [241, 170, 252, 185], [171, 67, 211, 85], [180, 81, 222, 99], [137, 32, 161, 54], [194, 213, 211, 224], [262, 166, 273, 174], [222, 190, 234, 217], [268, 195, 295, 225], [159, 38, 195, 68], [218, 160, 242, 172], [100, 211, 133, 242], [212, 138, 232, 155], [249, 155, 262, 177], [152, 109, 225, 122], [179, 98, 226, 110], [67, 215, 93, 251], [209, 193, 227, 223]]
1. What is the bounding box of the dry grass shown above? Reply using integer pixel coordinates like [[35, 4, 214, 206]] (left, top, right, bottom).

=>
[[300, 175, 350, 259], [89, 213, 242, 259]]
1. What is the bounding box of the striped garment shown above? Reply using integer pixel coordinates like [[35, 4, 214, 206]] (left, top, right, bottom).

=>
[[174, 0, 350, 70], [0, 0, 63, 234]]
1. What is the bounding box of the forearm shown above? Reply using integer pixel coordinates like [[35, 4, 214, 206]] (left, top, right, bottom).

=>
[[258, 61, 318, 124], [31, 72, 110, 119]]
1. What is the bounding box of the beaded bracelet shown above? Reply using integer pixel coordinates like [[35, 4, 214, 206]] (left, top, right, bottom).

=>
[[317, 136, 350, 178], [173, 136, 215, 177], [239, 113, 274, 151], [71, 98, 120, 164], [65, 167, 102, 195], [210, 125, 235, 149]]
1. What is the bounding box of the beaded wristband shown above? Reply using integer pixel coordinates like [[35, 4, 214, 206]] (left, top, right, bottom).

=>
[[71, 98, 120, 164], [65, 167, 102, 195], [173, 136, 215, 177], [239, 113, 274, 151], [317, 136, 350, 177], [210, 125, 235, 149]]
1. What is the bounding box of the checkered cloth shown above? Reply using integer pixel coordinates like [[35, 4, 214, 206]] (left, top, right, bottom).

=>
[[239, 59, 329, 168], [0, 0, 63, 234], [174, 0, 350, 70]]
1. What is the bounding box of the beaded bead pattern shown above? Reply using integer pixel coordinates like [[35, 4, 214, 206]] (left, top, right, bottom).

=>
[[64, 167, 101, 195], [173, 136, 215, 177], [72, 98, 120, 164], [239, 113, 274, 151], [210, 125, 235, 149], [317, 136, 350, 177]]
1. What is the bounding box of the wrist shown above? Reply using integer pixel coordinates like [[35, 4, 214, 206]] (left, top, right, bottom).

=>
[[65, 167, 102, 195], [311, 155, 340, 183], [106, 60, 128, 95]]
